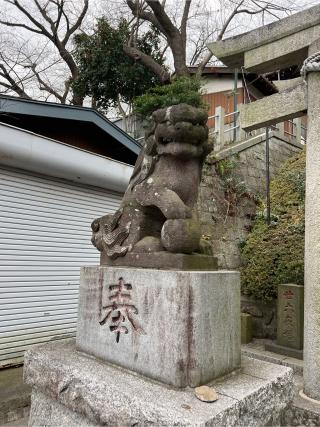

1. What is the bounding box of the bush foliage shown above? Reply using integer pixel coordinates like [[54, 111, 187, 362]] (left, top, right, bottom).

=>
[[133, 77, 205, 117], [240, 149, 306, 302]]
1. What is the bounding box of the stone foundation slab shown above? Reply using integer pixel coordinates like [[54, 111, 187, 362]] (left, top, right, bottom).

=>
[[24, 340, 294, 427], [76, 266, 240, 387]]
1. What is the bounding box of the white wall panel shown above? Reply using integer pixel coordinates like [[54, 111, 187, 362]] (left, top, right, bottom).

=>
[[0, 166, 123, 366]]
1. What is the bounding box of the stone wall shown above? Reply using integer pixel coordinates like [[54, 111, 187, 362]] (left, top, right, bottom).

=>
[[235, 136, 302, 195], [197, 133, 303, 269], [241, 296, 277, 339]]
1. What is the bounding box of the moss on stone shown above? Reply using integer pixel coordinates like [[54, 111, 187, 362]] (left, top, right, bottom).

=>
[[240, 149, 305, 302]]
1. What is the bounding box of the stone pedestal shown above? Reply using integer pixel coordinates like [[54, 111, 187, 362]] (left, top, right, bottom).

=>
[[76, 267, 241, 388], [24, 340, 294, 427], [265, 283, 304, 360]]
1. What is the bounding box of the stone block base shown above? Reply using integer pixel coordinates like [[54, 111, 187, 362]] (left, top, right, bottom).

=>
[[24, 340, 294, 427], [77, 266, 240, 387], [265, 342, 303, 360]]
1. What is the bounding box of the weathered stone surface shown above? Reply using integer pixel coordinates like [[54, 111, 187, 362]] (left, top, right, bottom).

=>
[[239, 82, 307, 132], [274, 77, 304, 92], [161, 218, 201, 253], [24, 340, 294, 427], [29, 390, 98, 427], [277, 283, 304, 351], [198, 134, 301, 271], [241, 313, 253, 344], [100, 251, 218, 270], [91, 103, 212, 267], [284, 398, 320, 426], [76, 266, 240, 388], [207, 4, 320, 68], [265, 342, 303, 360], [241, 296, 277, 339], [241, 340, 304, 376], [303, 39, 320, 401], [283, 375, 320, 427], [244, 25, 320, 73]]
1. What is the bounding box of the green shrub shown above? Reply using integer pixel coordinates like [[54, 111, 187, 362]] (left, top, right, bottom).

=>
[[215, 157, 247, 198], [240, 149, 306, 302], [133, 76, 205, 117]]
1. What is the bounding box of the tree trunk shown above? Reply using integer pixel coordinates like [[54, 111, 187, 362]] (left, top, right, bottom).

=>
[[56, 41, 84, 105], [170, 35, 190, 77]]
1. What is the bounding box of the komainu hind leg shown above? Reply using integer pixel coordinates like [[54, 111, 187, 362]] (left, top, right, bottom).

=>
[[134, 185, 192, 220]]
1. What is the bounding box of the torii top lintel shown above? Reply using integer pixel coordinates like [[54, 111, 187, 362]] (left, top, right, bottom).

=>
[[208, 5, 320, 74]]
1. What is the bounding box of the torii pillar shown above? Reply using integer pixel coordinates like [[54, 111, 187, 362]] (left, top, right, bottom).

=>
[[208, 4, 320, 401], [303, 38, 320, 400]]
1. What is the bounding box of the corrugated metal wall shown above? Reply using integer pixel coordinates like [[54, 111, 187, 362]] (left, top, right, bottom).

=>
[[0, 166, 122, 366], [203, 89, 245, 128]]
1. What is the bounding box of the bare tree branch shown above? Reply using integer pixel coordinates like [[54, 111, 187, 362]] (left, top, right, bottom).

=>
[[126, 0, 166, 34], [0, 63, 31, 98], [0, 19, 44, 34], [26, 63, 65, 102], [126, 0, 191, 77], [64, 0, 88, 45], [145, 0, 179, 38], [3, 0, 53, 39], [123, 44, 171, 83], [196, 0, 293, 76], [0, 0, 88, 104], [181, 0, 192, 45]]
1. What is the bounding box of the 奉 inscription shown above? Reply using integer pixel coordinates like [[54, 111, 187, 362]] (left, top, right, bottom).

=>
[[99, 277, 145, 342]]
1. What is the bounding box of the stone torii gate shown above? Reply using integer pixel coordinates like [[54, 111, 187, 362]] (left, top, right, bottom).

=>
[[209, 5, 320, 402]]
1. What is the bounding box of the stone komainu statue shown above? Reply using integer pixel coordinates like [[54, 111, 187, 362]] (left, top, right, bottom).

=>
[[91, 103, 212, 267]]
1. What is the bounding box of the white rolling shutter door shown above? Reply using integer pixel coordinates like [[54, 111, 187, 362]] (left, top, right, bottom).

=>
[[0, 166, 123, 366]]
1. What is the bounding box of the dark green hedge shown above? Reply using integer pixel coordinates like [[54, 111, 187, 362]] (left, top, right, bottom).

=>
[[240, 149, 305, 302]]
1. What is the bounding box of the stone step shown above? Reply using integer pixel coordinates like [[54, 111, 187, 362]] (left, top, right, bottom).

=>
[[241, 339, 303, 375], [241, 340, 320, 425]]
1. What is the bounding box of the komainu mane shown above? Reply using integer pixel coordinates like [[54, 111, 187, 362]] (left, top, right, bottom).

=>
[[91, 103, 212, 266]]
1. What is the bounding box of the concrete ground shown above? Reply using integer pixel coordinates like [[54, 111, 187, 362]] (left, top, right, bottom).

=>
[[0, 366, 30, 427], [1, 419, 28, 427]]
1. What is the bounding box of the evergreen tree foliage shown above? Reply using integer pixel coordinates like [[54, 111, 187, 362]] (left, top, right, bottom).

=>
[[73, 18, 164, 112], [133, 76, 204, 117]]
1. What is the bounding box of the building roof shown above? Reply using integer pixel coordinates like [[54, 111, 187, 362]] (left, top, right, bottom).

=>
[[0, 121, 133, 192], [188, 66, 235, 75], [188, 66, 277, 96], [0, 95, 140, 164]]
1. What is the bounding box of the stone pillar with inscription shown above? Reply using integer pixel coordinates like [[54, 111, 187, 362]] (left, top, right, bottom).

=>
[[24, 104, 293, 426], [265, 284, 304, 359]]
